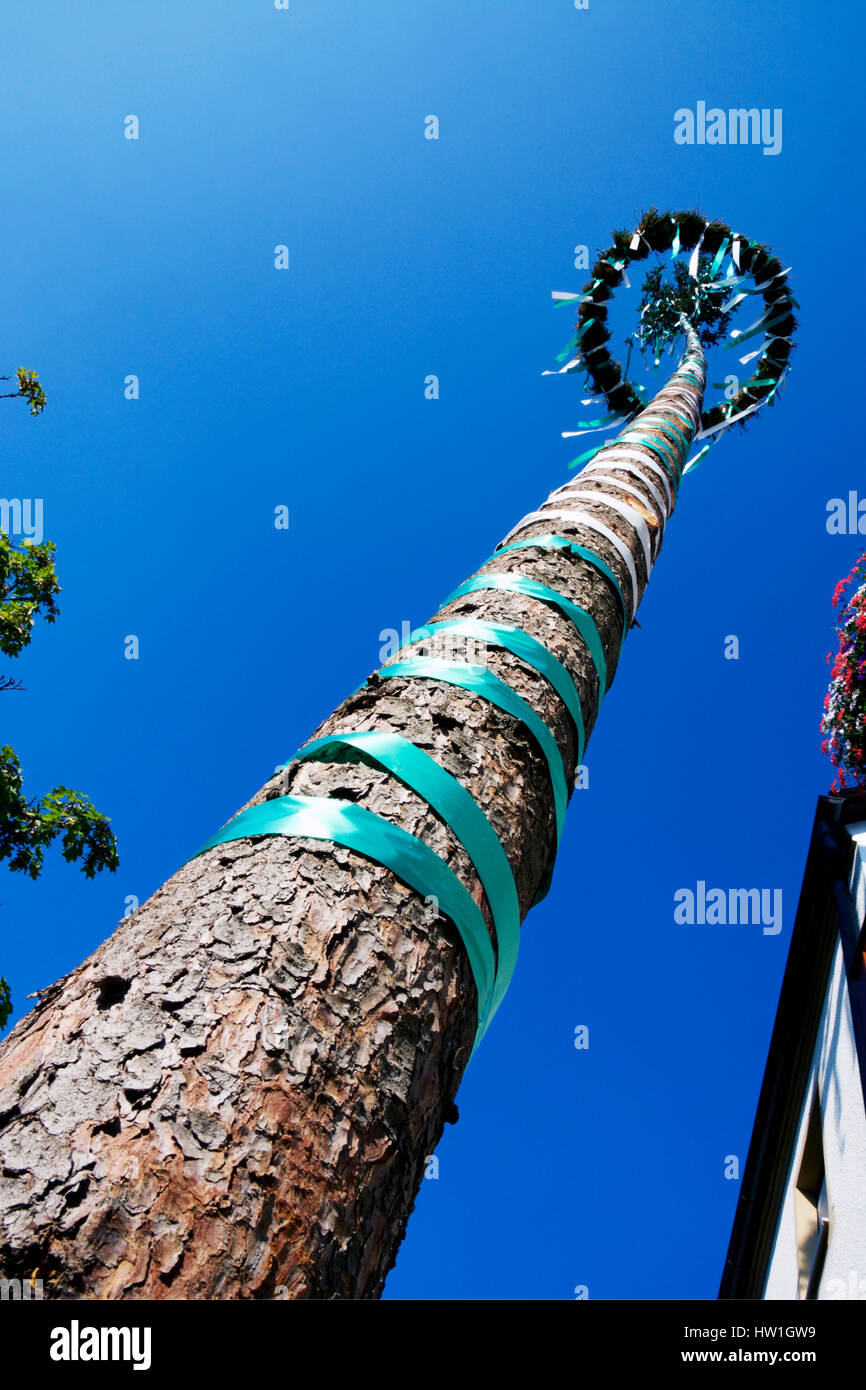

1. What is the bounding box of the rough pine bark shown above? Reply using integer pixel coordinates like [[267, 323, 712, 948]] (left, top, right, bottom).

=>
[[0, 330, 705, 1300]]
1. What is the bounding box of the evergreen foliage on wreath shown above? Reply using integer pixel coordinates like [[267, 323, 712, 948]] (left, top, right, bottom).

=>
[[565, 207, 797, 435], [635, 259, 732, 360]]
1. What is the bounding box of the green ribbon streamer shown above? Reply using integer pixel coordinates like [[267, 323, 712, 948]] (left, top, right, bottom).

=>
[[671, 224, 681, 258], [193, 792, 496, 1055], [287, 730, 520, 1028], [709, 238, 729, 279], [724, 311, 792, 350], [683, 441, 714, 474], [554, 338, 578, 366], [569, 409, 628, 431], [444, 573, 608, 698], [554, 290, 598, 310], [567, 443, 608, 469], [379, 657, 568, 843], [490, 534, 627, 642], [406, 619, 586, 761]]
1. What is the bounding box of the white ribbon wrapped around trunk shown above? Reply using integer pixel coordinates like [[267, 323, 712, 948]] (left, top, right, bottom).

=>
[[574, 471, 669, 538], [585, 448, 676, 513], [501, 508, 640, 613], [552, 489, 654, 573]]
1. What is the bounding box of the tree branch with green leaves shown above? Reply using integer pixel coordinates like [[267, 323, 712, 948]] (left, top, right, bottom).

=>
[[0, 368, 46, 416], [1, 364, 117, 1029], [0, 533, 60, 657]]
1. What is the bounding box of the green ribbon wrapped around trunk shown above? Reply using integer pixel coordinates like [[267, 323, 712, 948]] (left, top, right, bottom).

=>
[[401, 618, 586, 760], [443, 573, 608, 699], [378, 656, 569, 840], [287, 730, 521, 1031], [194, 792, 497, 1055], [490, 535, 627, 641]]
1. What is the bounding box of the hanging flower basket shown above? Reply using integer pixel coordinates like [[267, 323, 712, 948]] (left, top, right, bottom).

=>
[[821, 552, 866, 793]]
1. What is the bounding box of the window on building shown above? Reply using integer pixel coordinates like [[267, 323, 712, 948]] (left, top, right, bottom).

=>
[[794, 1091, 830, 1299]]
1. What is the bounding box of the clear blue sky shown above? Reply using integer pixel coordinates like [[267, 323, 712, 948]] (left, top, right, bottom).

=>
[[2, 0, 863, 1300]]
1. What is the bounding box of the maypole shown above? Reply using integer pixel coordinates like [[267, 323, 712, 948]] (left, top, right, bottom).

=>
[[0, 210, 796, 1299]]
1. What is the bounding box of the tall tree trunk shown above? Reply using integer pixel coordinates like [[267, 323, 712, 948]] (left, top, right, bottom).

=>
[[0, 329, 705, 1300]]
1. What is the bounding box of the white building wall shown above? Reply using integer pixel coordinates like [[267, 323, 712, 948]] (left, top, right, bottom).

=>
[[763, 822, 866, 1300], [763, 1145, 800, 1299]]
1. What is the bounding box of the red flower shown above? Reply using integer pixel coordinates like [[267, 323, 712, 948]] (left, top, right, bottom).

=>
[[823, 551, 866, 790]]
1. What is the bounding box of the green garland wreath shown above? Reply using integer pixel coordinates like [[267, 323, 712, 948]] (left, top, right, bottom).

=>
[[560, 207, 796, 438]]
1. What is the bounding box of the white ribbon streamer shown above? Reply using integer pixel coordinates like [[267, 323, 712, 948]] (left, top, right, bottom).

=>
[[736, 335, 792, 365], [562, 418, 627, 439], [693, 396, 768, 440], [702, 273, 748, 291], [730, 305, 775, 340], [719, 291, 749, 314], [541, 358, 582, 376], [752, 265, 792, 291], [688, 226, 707, 280]]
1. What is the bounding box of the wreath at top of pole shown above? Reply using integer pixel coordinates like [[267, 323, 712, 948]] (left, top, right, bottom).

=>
[[549, 207, 797, 473]]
